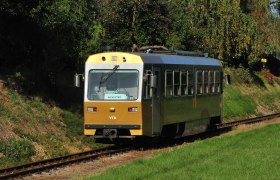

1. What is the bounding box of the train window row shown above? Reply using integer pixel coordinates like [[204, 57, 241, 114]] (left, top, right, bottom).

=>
[[196, 71, 221, 95], [165, 70, 221, 97], [165, 71, 194, 97], [143, 69, 221, 99]]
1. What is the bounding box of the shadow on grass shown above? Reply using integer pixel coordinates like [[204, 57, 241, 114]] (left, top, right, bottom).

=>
[[128, 128, 232, 150], [252, 72, 266, 88]]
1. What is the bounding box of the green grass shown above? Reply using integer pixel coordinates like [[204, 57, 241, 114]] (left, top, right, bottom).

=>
[[8, 90, 19, 104], [223, 68, 280, 122], [38, 132, 69, 158], [223, 85, 256, 120], [62, 111, 84, 138], [0, 139, 35, 167], [87, 123, 280, 180]]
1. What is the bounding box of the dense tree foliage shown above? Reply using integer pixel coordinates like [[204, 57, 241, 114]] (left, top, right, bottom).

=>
[[95, 0, 170, 51], [0, 0, 98, 95], [1, 0, 280, 95]]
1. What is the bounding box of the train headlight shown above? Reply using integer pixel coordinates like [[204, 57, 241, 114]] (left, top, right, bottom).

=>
[[88, 107, 97, 112], [128, 107, 138, 112]]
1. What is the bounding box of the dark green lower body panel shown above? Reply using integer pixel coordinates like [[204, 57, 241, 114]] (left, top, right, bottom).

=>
[[142, 95, 222, 137]]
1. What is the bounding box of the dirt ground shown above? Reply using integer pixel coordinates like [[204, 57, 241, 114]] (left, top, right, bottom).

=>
[[22, 118, 280, 180], [22, 148, 166, 180]]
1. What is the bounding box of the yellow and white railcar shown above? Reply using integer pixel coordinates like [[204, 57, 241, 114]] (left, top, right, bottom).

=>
[[78, 51, 223, 142]]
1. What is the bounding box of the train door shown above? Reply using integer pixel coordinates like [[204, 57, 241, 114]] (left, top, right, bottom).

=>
[[152, 67, 161, 135]]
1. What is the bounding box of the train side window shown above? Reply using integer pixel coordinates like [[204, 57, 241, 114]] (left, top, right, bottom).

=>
[[204, 71, 209, 94], [188, 71, 194, 95], [165, 71, 173, 97], [174, 71, 180, 96], [154, 70, 160, 98], [143, 70, 152, 99], [181, 71, 187, 96], [196, 71, 203, 95], [209, 71, 214, 93], [214, 71, 221, 93]]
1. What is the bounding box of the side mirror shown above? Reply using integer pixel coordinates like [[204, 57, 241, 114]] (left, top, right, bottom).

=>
[[150, 75, 157, 88], [74, 73, 81, 87]]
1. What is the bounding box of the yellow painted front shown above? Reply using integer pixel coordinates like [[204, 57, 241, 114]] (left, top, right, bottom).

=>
[[84, 102, 142, 136], [86, 52, 143, 64], [84, 129, 96, 135]]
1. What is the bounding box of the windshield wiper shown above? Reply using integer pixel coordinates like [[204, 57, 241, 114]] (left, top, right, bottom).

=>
[[98, 65, 119, 92]]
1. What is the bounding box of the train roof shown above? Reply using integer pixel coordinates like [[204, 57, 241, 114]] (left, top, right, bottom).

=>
[[133, 52, 222, 66], [86, 52, 222, 67]]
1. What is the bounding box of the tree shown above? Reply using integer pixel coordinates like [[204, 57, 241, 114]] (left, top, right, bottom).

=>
[[247, 0, 280, 63], [0, 0, 100, 94], [167, 0, 279, 67], [96, 0, 171, 50]]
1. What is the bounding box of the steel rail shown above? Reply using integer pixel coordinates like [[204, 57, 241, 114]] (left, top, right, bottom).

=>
[[216, 112, 280, 129], [0, 145, 131, 179]]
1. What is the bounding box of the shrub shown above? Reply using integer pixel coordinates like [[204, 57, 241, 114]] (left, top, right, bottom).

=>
[[233, 66, 254, 84], [0, 139, 35, 161]]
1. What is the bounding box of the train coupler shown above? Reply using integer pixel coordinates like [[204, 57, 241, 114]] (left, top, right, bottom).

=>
[[103, 129, 117, 141]]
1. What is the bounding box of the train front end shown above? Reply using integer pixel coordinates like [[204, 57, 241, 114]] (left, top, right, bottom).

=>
[[83, 52, 143, 142]]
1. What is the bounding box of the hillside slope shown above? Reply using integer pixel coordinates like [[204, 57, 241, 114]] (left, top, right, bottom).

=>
[[0, 80, 99, 168], [223, 67, 280, 122]]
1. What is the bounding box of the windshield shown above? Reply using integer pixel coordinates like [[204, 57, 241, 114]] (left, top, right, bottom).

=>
[[88, 69, 139, 101]]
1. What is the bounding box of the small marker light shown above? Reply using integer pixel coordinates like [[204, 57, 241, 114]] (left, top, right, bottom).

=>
[[128, 107, 138, 112], [88, 107, 97, 112], [102, 56, 106, 61], [112, 56, 117, 61]]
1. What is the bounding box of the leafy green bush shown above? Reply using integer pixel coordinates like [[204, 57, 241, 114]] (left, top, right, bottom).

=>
[[0, 139, 35, 161], [233, 66, 254, 84]]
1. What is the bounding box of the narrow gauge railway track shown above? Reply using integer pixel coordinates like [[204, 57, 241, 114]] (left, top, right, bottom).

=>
[[0, 145, 132, 179], [1, 113, 280, 179], [216, 112, 280, 129]]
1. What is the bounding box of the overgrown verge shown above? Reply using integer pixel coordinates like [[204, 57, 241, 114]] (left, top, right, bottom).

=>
[[223, 67, 280, 122], [0, 80, 103, 168]]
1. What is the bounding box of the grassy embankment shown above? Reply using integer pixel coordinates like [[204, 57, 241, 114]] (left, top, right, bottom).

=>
[[0, 80, 104, 168], [223, 67, 280, 122]]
